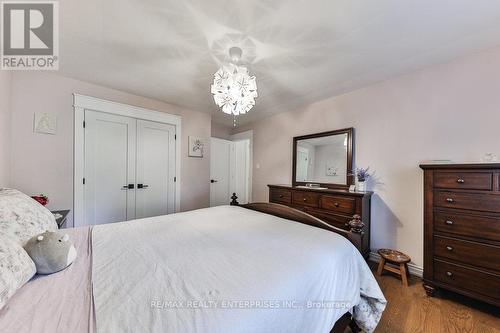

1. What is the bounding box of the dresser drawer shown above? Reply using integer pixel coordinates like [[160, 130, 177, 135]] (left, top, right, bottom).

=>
[[434, 172, 493, 190], [269, 188, 291, 205], [434, 236, 500, 272], [434, 191, 500, 213], [434, 259, 500, 299], [319, 195, 356, 215], [304, 208, 350, 230], [292, 191, 319, 208], [434, 211, 500, 242]]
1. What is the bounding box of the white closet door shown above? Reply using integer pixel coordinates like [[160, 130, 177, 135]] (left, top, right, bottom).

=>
[[84, 110, 136, 225], [135, 120, 176, 219], [210, 138, 232, 207]]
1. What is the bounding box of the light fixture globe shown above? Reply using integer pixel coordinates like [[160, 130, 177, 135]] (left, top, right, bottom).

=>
[[211, 47, 258, 120]]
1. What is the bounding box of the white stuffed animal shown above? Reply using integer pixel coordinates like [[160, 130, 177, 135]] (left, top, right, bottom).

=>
[[24, 231, 77, 275]]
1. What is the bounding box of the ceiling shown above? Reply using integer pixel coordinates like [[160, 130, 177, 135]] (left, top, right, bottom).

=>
[[60, 0, 500, 127]]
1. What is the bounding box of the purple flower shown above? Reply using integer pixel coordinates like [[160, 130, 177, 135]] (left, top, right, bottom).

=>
[[355, 167, 370, 182]]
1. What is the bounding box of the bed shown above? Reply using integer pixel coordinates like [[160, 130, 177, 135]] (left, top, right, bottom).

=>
[[0, 199, 386, 333]]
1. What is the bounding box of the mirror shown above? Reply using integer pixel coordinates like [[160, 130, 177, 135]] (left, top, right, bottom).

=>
[[293, 128, 354, 189]]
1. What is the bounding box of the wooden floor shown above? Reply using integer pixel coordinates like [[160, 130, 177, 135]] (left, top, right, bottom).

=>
[[366, 263, 500, 333]]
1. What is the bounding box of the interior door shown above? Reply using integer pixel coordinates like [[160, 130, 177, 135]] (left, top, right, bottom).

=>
[[230, 139, 250, 204], [84, 110, 136, 225], [135, 120, 176, 219], [210, 138, 231, 206]]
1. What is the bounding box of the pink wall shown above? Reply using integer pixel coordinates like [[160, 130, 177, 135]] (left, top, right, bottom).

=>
[[0, 71, 11, 187], [10, 72, 211, 226], [236, 47, 500, 268], [211, 121, 233, 140]]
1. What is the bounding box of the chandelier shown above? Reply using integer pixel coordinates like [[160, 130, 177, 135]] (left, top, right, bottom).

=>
[[211, 47, 257, 125]]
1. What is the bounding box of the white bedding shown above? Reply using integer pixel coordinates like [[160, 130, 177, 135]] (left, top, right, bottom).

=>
[[92, 206, 386, 333]]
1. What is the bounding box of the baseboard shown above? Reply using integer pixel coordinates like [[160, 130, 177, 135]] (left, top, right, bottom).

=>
[[369, 252, 423, 278]]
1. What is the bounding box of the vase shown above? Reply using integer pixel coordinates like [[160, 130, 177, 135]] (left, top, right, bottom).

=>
[[357, 181, 366, 192]]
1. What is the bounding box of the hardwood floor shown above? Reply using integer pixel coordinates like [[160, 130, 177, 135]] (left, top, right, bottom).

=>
[[368, 263, 500, 333]]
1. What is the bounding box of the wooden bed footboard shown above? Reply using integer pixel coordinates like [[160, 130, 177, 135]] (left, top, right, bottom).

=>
[[230, 194, 364, 255]]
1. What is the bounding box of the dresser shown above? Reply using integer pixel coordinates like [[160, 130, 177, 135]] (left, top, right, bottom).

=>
[[420, 164, 500, 306], [268, 184, 372, 258]]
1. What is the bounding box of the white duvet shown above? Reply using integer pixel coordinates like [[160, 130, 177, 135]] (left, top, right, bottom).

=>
[[92, 206, 386, 333]]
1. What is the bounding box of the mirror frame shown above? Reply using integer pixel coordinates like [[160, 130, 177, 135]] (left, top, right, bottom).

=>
[[292, 127, 354, 190]]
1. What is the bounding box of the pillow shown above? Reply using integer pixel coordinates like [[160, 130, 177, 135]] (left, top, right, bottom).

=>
[[24, 231, 77, 275], [0, 235, 36, 310], [0, 189, 58, 246]]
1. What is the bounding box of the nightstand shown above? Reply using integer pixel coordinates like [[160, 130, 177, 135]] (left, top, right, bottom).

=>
[[51, 210, 70, 229]]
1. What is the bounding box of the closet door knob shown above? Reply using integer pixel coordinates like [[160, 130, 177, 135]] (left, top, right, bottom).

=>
[[210, 179, 218, 183], [137, 184, 149, 189], [122, 184, 134, 190]]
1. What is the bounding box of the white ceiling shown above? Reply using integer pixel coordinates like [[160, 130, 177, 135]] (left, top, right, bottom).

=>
[[60, 0, 500, 127]]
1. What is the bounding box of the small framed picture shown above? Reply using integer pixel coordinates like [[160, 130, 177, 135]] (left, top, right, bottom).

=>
[[188, 136, 204, 158], [34, 113, 57, 135]]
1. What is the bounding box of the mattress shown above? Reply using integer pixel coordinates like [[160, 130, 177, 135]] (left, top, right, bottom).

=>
[[0, 205, 385, 333]]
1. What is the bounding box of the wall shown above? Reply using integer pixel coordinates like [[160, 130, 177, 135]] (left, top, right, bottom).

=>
[[236, 47, 500, 268], [0, 71, 11, 187], [10, 72, 211, 227], [211, 121, 232, 140]]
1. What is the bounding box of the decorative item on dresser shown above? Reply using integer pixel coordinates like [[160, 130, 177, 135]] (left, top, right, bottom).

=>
[[420, 163, 500, 307], [268, 185, 372, 258]]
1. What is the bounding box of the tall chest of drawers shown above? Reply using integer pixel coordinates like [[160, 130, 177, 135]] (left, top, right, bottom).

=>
[[420, 164, 500, 306]]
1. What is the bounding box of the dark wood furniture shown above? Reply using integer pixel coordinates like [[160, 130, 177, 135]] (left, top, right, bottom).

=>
[[51, 209, 70, 229], [293, 128, 354, 190], [230, 197, 363, 333], [420, 163, 500, 307], [267, 185, 372, 258], [377, 249, 411, 286]]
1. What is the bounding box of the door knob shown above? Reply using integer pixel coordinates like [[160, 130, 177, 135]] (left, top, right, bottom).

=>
[[210, 179, 218, 183], [122, 184, 134, 190], [137, 184, 149, 189]]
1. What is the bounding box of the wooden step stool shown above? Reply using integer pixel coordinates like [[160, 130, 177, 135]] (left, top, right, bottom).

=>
[[377, 249, 411, 286]]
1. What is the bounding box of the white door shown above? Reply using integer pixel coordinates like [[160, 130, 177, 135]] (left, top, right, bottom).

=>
[[210, 138, 231, 206], [84, 110, 136, 225], [230, 139, 250, 204], [136, 120, 176, 219]]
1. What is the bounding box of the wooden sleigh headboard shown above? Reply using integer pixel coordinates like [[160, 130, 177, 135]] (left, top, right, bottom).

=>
[[229, 193, 365, 255]]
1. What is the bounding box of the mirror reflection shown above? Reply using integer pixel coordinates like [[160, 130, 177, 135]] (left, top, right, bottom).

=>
[[295, 133, 348, 185]]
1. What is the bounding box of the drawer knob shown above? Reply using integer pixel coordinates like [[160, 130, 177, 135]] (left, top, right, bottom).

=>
[[457, 178, 465, 184], [334, 202, 339, 207], [445, 220, 454, 225], [446, 271, 453, 277], [303, 198, 307, 202], [279, 194, 284, 198], [446, 198, 454, 203], [446, 246, 453, 251]]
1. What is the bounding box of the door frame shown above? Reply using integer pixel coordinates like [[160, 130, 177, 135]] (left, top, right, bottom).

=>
[[73, 94, 181, 227]]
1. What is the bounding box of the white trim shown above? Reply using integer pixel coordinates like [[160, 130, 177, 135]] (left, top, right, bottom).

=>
[[73, 94, 181, 227], [369, 252, 423, 277]]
